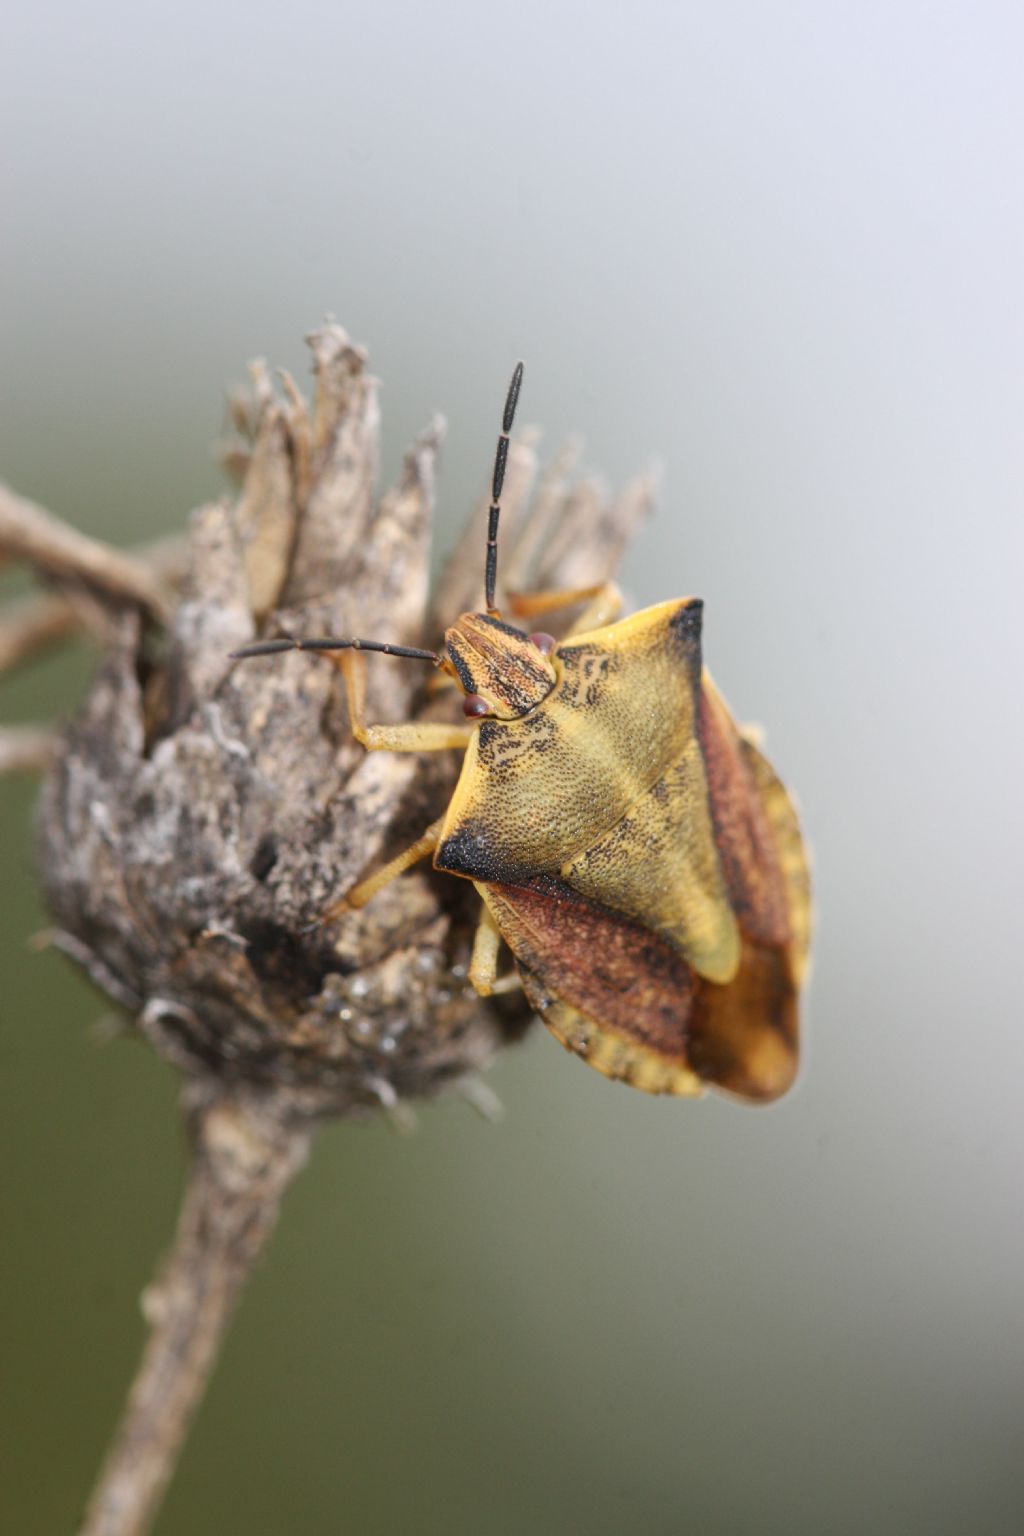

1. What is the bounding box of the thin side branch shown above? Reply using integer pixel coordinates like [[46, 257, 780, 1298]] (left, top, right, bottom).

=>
[[79, 1093, 311, 1536], [0, 590, 78, 672], [0, 483, 172, 621], [0, 724, 58, 775], [0, 535, 184, 678]]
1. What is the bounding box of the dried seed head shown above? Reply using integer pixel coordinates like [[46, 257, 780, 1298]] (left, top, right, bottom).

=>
[[34, 325, 653, 1123]]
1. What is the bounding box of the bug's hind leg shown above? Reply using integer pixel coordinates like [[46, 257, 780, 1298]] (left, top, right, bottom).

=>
[[507, 580, 623, 636], [468, 894, 523, 997], [468, 901, 501, 995]]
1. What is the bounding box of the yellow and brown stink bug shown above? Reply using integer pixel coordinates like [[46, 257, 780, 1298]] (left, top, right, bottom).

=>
[[231, 365, 811, 1102]]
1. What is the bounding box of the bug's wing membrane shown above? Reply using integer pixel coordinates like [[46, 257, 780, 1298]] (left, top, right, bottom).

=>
[[477, 880, 704, 1097], [687, 941, 799, 1102]]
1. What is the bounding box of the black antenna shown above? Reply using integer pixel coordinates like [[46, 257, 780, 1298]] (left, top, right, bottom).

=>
[[230, 636, 441, 664], [484, 361, 524, 614]]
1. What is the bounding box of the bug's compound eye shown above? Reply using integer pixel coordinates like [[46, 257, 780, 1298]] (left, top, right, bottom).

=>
[[529, 632, 557, 656], [462, 693, 491, 719]]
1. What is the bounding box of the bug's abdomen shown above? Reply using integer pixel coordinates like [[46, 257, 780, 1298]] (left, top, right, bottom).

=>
[[478, 877, 702, 1096], [479, 876, 798, 1102]]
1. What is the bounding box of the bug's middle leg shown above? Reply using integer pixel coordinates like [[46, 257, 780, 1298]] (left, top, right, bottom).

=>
[[340, 816, 446, 914]]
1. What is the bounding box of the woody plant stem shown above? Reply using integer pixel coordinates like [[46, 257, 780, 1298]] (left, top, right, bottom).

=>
[[79, 1090, 310, 1536]]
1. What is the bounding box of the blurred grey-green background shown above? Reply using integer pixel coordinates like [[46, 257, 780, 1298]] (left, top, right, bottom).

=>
[[2, 3, 1022, 1533]]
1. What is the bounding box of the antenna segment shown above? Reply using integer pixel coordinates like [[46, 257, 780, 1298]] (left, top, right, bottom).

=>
[[230, 637, 441, 664], [484, 361, 524, 614]]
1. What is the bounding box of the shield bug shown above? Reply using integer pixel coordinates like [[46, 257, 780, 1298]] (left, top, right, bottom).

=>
[[231, 365, 811, 1102]]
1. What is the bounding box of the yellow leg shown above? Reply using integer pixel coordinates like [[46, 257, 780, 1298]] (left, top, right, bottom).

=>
[[468, 901, 502, 995], [310, 653, 472, 925], [341, 817, 446, 913], [488, 971, 524, 996], [507, 580, 623, 635], [468, 895, 524, 996], [335, 651, 473, 752]]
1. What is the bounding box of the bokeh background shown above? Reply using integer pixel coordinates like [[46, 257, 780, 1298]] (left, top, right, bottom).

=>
[[2, 4, 1022, 1533]]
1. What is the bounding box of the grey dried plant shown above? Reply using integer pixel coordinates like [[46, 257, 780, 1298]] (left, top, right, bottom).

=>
[[0, 325, 653, 1536]]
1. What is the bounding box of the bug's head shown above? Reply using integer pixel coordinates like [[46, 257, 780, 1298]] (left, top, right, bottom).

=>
[[445, 614, 557, 720]]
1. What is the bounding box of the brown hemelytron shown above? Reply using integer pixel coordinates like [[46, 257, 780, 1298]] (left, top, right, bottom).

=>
[[231, 366, 811, 1103]]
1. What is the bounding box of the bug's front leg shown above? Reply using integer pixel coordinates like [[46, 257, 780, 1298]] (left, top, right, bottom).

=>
[[507, 580, 623, 635], [333, 649, 475, 753], [312, 652, 473, 923]]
